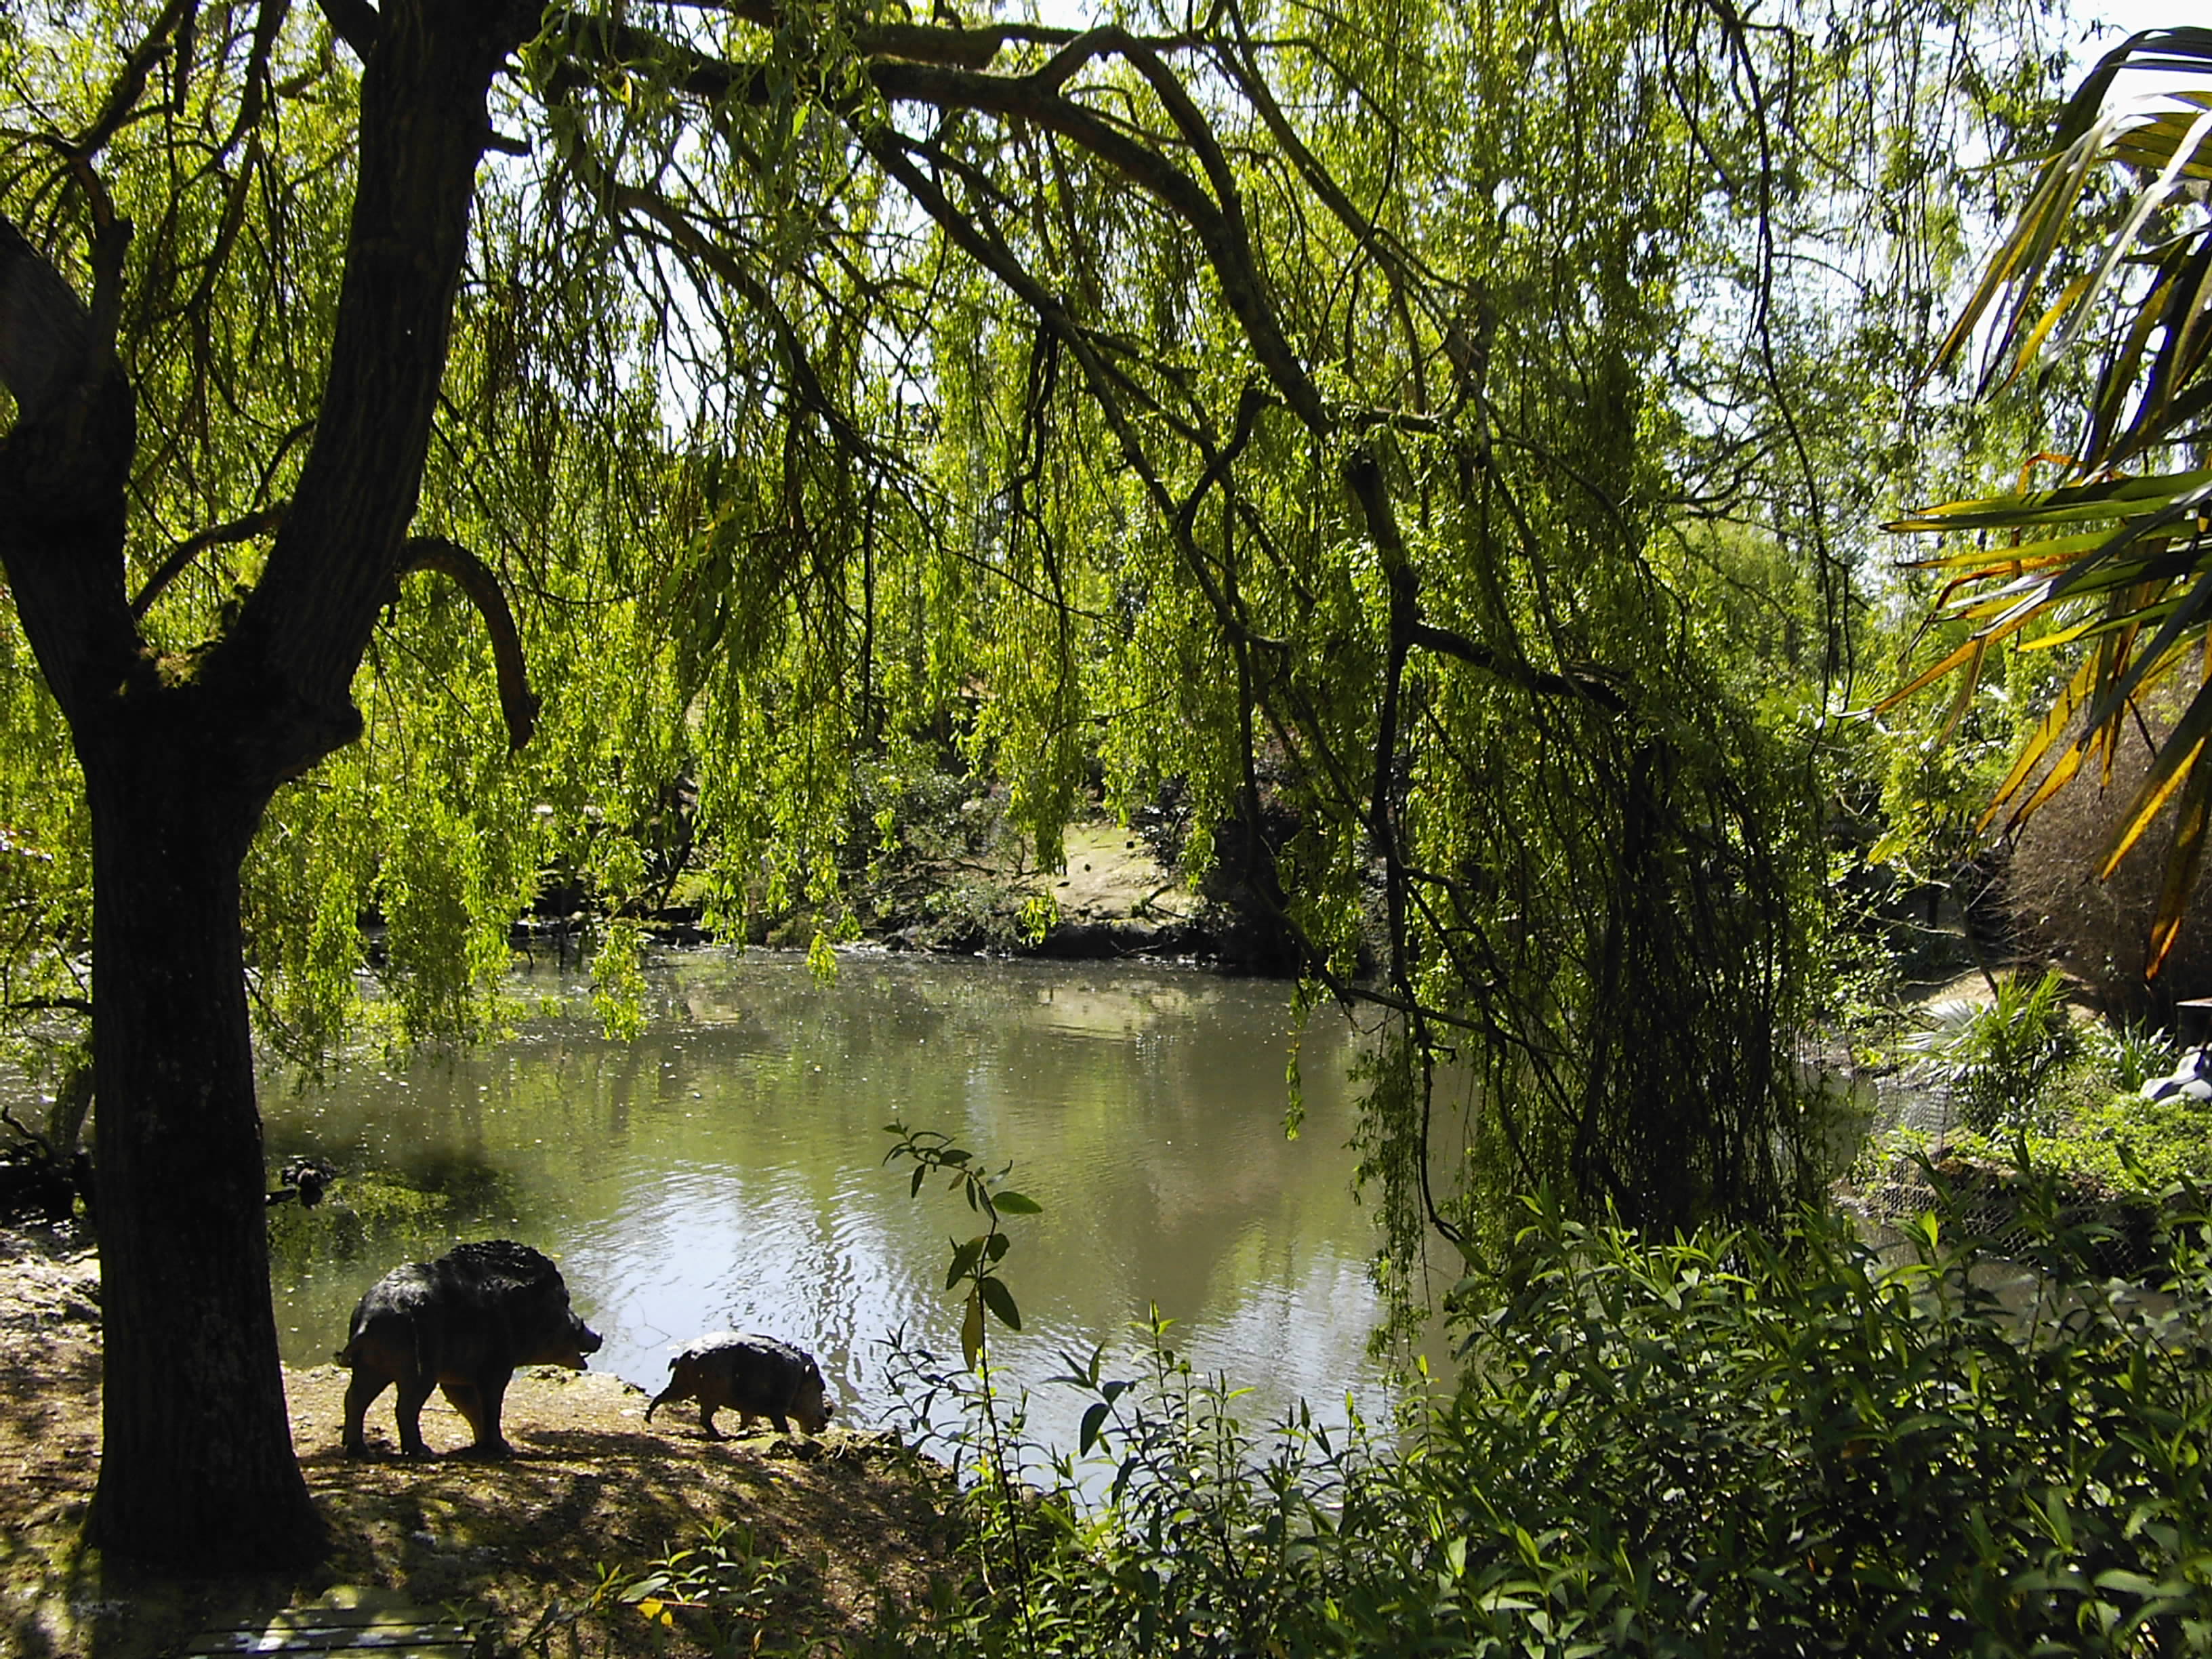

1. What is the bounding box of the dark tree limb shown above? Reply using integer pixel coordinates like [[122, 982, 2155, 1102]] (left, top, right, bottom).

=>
[[130, 503, 287, 618], [315, 0, 380, 59], [1406, 621, 1631, 712], [220, 0, 543, 781], [0, 215, 102, 424], [558, 3, 1112, 75], [0, 213, 144, 724], [3, 996, 96, 1017], [0, 1104, 54, 1158], [72, 0, 197, 161], [396, 536, 540, 750]]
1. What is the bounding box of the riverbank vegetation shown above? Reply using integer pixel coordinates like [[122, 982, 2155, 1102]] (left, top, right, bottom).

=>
[[5, 0, 2212, 1622], [852, 1189, 2212, 1658]]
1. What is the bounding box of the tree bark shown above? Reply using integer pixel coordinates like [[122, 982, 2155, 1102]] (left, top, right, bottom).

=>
[[79, 710, 317, 1564]]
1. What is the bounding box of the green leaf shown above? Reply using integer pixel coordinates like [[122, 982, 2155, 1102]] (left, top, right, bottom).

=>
[[945, 1236, 985, 1290], [2093, 1568, 2167, 1597], [979, 1273, 1022, 1331], [991, 1189, 1043, 1214], [960, 1290, 985, 1371]]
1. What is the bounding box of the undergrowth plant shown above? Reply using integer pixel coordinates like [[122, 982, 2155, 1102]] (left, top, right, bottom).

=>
[[882, 1122, 1047, 1646], [598, 1519, 794, 1658], [876, 1309, 1364, 1659], [1401, 1185, 2212, 1654], [512, 1521, 796, 1658], [1870, 1011, 2204, 1207], [1900, 968, 2079, 1132], [861, 1126, 2212, 1657]]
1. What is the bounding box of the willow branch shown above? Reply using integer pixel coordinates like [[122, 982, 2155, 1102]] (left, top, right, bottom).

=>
[[130, 503, 286, 618], [1406, 621, 1630, 712], [612, 187, 877, 463], [396, 536, 539, 750], [873, 58, 1326, 432], [544, 12, 1324, 431]]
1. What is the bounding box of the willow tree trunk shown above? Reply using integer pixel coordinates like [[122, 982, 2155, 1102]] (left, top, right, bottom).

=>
[[0, 0, 535, 1568], [80, 718, 311, 1560]]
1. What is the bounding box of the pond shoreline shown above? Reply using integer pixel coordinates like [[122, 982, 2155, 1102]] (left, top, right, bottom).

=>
[[0, 1221, 962, 1658], [254, 950, 1412, 1446], [512, 817, 1305, 972]]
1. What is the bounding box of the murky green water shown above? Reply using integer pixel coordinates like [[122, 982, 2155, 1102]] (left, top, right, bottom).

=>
[[262, 950, 1430, 1452]]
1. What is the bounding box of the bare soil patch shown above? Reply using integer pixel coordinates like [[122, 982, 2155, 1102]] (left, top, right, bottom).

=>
[[0, 1225, 962, 1658]]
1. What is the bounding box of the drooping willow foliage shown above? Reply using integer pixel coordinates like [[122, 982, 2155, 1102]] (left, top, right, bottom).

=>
[[1, 0, 2062, 1277]]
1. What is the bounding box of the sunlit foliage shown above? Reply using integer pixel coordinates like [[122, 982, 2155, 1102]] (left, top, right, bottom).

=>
[[1, 0, 2062, 1268]]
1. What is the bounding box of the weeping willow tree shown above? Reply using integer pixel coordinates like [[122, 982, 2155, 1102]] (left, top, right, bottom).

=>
[[0, 0, 2053, 1565]]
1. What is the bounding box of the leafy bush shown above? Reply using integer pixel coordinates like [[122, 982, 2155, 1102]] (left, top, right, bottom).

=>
[[2075, 1021, 2178, 1099], [1898, 968, 2077, 1133], [1404, 1193, 2212, 1654], [1880, 1085, 2212, 1209], [863, 1179, 2212, 1657], [592, 1519, 794, 1657], [1866, 1013, 2207, 1214]]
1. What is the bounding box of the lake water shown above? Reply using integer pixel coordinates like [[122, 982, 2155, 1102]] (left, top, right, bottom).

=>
[[260, 950, 1436, 1455]]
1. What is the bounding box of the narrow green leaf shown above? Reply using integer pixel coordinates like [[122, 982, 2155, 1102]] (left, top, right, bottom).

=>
[[946, 1236, 985, 1290], [979, 1273, 1022, 1332], [960, 1290, 985, 1370]]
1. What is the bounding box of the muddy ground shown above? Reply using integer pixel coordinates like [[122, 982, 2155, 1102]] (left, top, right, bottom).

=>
[[0, 1225, 965, 1658]]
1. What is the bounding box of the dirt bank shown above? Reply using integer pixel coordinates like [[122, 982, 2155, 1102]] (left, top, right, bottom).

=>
[[0, 1224, 961, 1657]]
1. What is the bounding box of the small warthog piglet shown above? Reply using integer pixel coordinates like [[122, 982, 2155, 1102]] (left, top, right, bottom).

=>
[[647, 1331, 832, 1439]]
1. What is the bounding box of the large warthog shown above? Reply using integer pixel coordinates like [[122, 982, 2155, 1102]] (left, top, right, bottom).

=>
[[337, 1239, 602, 1457]]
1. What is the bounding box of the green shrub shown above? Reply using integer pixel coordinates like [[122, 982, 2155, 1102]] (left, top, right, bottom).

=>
[[863, 1187, 2212, 1657], [1397, 1192, 2212, 1654], [591, 1519, 795, 1657], [1898, 969, 2077, 1134], [1911, 1088, 2212, 1205], [1865, 1017, 2207, 1210]]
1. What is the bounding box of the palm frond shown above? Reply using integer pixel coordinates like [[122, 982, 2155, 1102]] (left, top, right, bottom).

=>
[[1889, 28, 2212, 980]]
